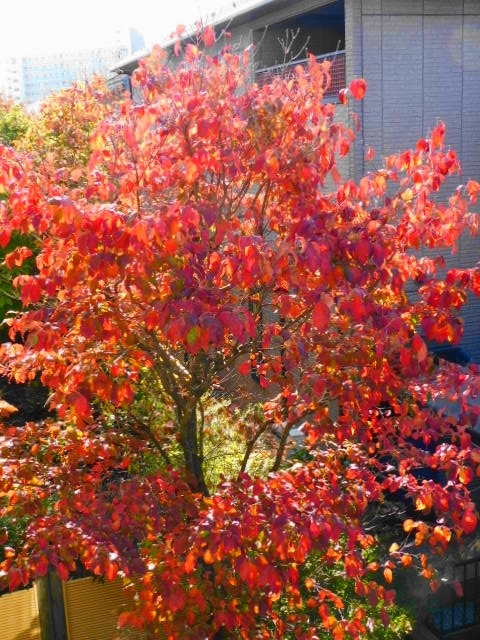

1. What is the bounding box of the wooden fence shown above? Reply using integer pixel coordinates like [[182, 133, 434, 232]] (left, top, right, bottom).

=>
[[0, 585, 41, 640], [62, 577, 144, 640]]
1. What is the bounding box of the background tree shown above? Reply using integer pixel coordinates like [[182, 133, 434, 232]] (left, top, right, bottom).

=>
[[0, 29, 478, 639], [0, 79, 117, 321], [0, 98, 29, 147], [18, 76, 116, 171]]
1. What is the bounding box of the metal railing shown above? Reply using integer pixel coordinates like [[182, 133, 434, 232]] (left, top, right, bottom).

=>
[[255, 50, 346, 99], [429, 557, 480, 637]]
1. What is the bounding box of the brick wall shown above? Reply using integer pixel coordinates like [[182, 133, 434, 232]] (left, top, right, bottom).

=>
[[346, 0, 480, 360]]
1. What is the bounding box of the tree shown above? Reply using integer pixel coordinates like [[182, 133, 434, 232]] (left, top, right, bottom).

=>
[[0, 100, 32, 321], [17, 76, 116, 171], [0, 98, 29, 148], [0, 79, 116, 323], [0, 29, 479, 639]]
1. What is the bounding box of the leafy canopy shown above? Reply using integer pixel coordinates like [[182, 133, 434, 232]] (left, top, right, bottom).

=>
[[0, 27, 479, 639]]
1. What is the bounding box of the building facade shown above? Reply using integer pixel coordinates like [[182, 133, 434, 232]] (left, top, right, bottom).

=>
[[1, 27, 145, 106]]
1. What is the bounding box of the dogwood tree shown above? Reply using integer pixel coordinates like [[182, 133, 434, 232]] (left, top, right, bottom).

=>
[[0, 28, 479, 639]]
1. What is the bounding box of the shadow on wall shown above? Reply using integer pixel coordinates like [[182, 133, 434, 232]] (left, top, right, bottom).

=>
[[13, 617, 41, 640]]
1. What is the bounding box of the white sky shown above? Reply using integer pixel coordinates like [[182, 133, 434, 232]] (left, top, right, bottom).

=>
[[0, 0, 225, 57]]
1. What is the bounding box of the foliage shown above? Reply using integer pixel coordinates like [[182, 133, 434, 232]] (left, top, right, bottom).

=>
[[17, 76, 117, 172], [0, 80, 117, 323], [0, 100, 32, 320], [0, 231, 37, 327], [0, 25, 479, 639], [0, 99, 29, 147], [272, 549, 414, 639]]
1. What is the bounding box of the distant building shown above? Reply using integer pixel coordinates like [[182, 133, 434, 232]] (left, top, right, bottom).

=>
[[0, 27, 145, 106]]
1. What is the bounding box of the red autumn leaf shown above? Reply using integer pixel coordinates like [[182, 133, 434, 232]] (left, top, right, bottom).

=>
[[380, 608, 390, 627], [8, 568, 22, 591], [118, 612, 132, 628], [238, 360, 251, 376], [0, 228, 12, 249], [73, 393, 91, 420], [412, 334, 427, 362], [453, 580, 464, 598], [431, 122, 446, 149], [5, 246, 33, 269], [338, 88, 348, 105], [57, 562, 69, 581], [36, 554, 49, 577], [461, 511, 477, 535], [166, 586, 187, 613], [467, 180, 480, 203], [349, 78, 367, 100], [354, 238, 370, 265], [312, 301, 330, 331], [15, 276, 42, 305], [202, 25, 215, 48]]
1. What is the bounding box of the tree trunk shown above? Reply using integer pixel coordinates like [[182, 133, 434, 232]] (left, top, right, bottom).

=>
[[180, 404, 209, 496], [36, 568, 68, 640]]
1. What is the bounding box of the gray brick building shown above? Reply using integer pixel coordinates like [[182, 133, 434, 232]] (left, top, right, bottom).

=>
[[345, 0, 480, 360]]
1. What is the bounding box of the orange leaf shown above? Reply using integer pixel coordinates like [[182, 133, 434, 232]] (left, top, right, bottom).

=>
[[185, 160, 199, 184], [433, 525, 451, 545], [118, 611, 132, 628], [458, 466, 473, 485], [203, 548, 214, 564], [0, 400, 18, 416], [403, 519, 415, 532], [304, 577, 315, 590], [70, 168, 82, 182], [401, 554, 412, 568], [106, 561, 118, 581], [185, 552, 196, 574]]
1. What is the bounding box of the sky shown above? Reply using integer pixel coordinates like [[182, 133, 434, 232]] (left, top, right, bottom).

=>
[[0, 0, 228, 57]]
